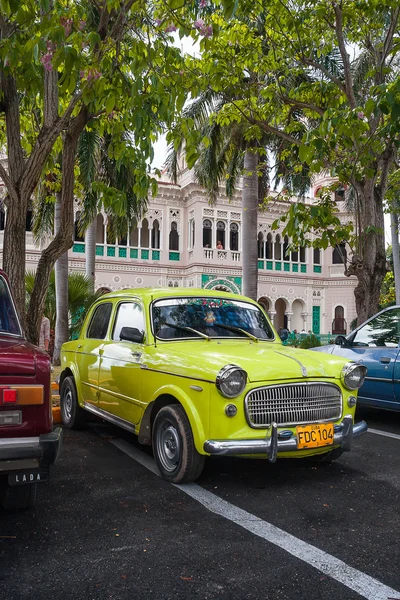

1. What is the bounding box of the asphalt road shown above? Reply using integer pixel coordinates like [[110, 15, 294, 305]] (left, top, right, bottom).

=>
[[1, 407, 399, 600]]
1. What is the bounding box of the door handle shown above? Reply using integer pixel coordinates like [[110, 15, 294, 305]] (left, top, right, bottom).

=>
[[77, 344, 82, 349], [131, 351, 142, 358], [379, 356, 391, 364]]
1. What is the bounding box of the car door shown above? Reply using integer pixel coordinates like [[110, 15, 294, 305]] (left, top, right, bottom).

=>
[[75, 302, 113, 407], [98, 300, 145, 428], [332, 307, 400, 409]]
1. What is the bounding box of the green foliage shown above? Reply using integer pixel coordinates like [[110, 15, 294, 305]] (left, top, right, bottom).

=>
[[380, 271, 396, 308], [299, 334, 321, 349], [25, 271, 99, 337]]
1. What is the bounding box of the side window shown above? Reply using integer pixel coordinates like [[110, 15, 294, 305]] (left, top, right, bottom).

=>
[[352, 309, 400, 348], [113, 303, 145, 341], [86, 303, 112, 339]]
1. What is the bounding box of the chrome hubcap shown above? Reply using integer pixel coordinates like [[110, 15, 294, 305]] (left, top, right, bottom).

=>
[[156, 422, 181, 473], [62, 388, 73, 422]]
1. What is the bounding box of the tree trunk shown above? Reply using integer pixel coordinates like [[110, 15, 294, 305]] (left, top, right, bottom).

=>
[[2, 198, 28, 330], [390, 211, 400, 305], [53, 192, 69, 365], [26, 109, 88, 344], [350, 181, 387, 324], [85, 218, 97, 293], [242, 149, 259, 300]]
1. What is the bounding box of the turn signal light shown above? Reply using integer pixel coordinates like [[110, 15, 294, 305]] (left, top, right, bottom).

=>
[[3, 389, 17, 404]]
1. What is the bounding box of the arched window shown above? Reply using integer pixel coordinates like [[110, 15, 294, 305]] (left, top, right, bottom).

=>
[[169, 221, 179, 251], [313, 247, 321, 264], [26, 208, 33, 232], [141, 218, 149, 248], [118, 233, 127, 246], [333, 242, 347, 264], [216, 221, 225, 249], [130, 221, 138, 247], [291, 247, 298, 262], [274, 234, 281, 260], [300, 246, 306, 263], [74, 211, 84, 241], [332, 305, 346, 334], [266, 233, 273, 259], [283, 235, 289, 261], [0, 205, 5, 231], [203, 219, 212, 248], [257, 232, 264, 258], [189, 219, 195, 249], [230, 222, 239, 251], [96, 214, 104, 244], [151, 219, 160, 249]]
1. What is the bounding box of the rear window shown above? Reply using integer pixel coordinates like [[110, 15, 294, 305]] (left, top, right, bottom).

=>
[[86, 303, 112, 339], [0, 276, 21, 336]]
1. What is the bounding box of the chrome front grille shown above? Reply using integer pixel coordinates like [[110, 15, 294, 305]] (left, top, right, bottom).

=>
[[245, 383, 342, 428]]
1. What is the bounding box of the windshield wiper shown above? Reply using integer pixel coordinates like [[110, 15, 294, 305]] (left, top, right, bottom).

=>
[[163, 322, 210, 340], [215, 323, 259, 342]]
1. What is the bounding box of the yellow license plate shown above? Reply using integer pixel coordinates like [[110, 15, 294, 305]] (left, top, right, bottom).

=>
[[296, 423, 334, 449]]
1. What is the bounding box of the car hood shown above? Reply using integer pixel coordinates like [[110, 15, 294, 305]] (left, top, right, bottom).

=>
[[0, 336, 36, 376], [309, 345, 336, 355], [150, 340, 347, 383]]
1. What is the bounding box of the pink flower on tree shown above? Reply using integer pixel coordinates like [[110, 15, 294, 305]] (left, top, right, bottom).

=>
[[194, 18, 205, 30], [357, 111, 365, 119], [165, 23, 177, 33]]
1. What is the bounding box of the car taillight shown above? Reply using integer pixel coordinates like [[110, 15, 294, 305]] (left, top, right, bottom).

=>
[[2, 389, 17, 404]]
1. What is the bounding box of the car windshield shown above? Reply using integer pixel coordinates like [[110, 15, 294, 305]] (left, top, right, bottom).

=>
[[152, 297, 274, 340], [0, 276, 21, 336]]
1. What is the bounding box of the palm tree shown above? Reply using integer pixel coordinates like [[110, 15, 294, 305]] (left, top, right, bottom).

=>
[[77, 129, 147, 292], [25, 271, 99, 345]]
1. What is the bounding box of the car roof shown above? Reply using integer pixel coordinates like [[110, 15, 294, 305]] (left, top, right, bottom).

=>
[[95, 287, 257, 305]]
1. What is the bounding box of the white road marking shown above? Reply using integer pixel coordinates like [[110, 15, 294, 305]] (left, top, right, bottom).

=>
[[368, 428, 400, 441], [109, 436, 400, 600]]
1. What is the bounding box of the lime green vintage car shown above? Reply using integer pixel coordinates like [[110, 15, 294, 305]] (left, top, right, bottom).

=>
[[60, 288, 367, 483]]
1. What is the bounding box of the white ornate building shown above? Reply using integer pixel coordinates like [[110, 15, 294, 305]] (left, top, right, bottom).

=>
[[0, 163, 357, 335]]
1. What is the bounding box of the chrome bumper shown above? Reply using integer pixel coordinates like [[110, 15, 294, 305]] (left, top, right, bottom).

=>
[[203, 416, 367, 462]]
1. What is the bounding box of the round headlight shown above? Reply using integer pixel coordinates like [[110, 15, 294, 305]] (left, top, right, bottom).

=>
[[341, 363, 367, 390], [216, 365, 247, 398]]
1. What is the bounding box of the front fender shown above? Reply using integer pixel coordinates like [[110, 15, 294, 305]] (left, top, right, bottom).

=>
[[60, 354, 84, 407], [141, 383, 209, 455]]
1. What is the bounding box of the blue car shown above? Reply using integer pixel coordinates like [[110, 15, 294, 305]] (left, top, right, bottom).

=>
[[311, 305, 400, 411]]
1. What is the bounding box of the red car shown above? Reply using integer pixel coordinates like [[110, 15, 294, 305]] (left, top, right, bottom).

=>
[[0, 270, 62, 510]]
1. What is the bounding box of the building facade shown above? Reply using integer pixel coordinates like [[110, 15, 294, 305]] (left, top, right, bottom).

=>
[[0, 165, 357, 335]]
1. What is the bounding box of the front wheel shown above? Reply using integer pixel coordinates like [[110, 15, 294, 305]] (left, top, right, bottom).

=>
[[60, 376, 87, 429], [0, 482, 37, 510], [152, 405, 205, 483]]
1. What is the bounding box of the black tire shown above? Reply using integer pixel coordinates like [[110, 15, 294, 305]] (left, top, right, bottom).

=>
[[152, 405, 205, 483], [0, 483, 37, 511], [60, 376, 87, 429], [309, 447, 344, 464]]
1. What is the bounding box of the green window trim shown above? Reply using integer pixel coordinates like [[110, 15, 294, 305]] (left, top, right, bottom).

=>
[[258, 260, 264, 269], [118, 247, 127, 258], [152, 250, 160, 260], [95, 245, 104, 256], [284, 262, 290, 272], [107, 246, 116, 257], [130, 248, 138, 259], [266, 261, 273, 270], [300, 264, 307, 273], [275, 261, 282, 271], [169, 252, 180, 261], [141, 249, 149, 260], [313, 265, 322, 273], [292, 263, 299, 272], [72, 243, 85, 253]]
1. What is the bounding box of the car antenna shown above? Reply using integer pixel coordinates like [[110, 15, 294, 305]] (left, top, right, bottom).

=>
[[151, 294, 157, 348]]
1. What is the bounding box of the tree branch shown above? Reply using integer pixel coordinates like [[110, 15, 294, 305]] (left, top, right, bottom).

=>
[[333, 3, 356, 108], [381, 7, 400, 67], [0, 162, 18, 203]]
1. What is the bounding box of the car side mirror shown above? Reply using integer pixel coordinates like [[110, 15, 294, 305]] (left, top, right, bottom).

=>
[[334, 335, 348, 346], [120, 327, 144, 344]]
